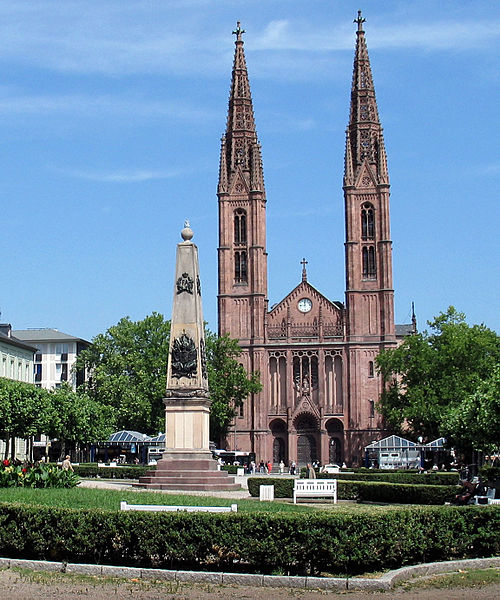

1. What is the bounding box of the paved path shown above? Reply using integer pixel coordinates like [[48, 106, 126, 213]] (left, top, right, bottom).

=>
[[78, 475, 251, 499]]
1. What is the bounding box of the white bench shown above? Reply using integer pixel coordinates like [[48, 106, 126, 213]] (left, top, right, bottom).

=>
[[120, 501, 237, 513], [293, 479, 337, 504]]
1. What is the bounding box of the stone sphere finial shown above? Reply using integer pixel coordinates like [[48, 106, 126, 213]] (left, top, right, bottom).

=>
[[181, 220, 194, 241]]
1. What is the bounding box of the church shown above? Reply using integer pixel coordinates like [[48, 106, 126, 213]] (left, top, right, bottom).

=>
[[217, 14, 413, 467]]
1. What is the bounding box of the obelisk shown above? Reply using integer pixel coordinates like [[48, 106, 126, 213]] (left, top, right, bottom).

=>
[[138, 222, 238, 490]]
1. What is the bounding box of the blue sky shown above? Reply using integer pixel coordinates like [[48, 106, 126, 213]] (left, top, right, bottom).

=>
[[2, 0, 499, 341]]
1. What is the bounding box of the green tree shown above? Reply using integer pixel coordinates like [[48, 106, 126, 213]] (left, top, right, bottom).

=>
[[45, 383, 114, 457], [205, 332, 262, 446], [75, 313, 262, 442], [376, 307, 500, 449], [0, 378, 50, 459], [442, 364, 500, 453], [75, 313, 170, 434]]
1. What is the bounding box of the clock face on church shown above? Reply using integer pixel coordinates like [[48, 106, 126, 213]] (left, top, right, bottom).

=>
[[297, 298, 312, 313]]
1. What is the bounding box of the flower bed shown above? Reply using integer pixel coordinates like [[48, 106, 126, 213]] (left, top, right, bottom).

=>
[[0, 460, 79, 488]]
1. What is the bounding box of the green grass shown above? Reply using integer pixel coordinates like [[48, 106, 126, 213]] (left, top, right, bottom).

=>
[[0, 486, 435, 514], [400, 567, 500, 590]]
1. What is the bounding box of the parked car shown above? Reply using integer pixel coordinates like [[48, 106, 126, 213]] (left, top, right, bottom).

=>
[[321, 464, 340, 474]]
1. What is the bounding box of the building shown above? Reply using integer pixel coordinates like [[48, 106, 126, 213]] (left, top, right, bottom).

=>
[[217, 16, 413, 466], [12, 328, 89, 391], [0, 323, 37, 459]]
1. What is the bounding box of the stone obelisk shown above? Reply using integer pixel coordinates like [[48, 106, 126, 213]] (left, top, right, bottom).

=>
[[138, 222, 238, 490]]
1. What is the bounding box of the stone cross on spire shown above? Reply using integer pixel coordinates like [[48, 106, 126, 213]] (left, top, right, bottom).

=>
[[354, 10, 365, 32], [301, 258, 308, 282], [232, 21, 245, 41]]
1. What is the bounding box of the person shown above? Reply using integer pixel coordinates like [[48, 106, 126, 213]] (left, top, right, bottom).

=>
[[259, 460, 265, 473], [266, 460, 272, 474], [290, 460, 296, 476], [342, 462, 347, 469], [279, 460, 285, 474], [306, 463, 316, 479], [61, 455, 73, 472], [134, 457, 140, 465]]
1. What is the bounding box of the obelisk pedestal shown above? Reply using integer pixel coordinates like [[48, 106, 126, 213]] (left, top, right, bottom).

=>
[[138, 222, 238, 491]]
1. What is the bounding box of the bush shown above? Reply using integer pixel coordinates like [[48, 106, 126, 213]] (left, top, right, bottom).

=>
[[0, 460, 79, 489], [73, 464, 152, 479], [247, 477, 457, 504], [0, 502, 497, 575], [315, 471, 460, 486]]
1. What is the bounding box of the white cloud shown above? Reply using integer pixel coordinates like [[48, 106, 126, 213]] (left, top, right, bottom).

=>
[[0, 88, 217, 121], [57, 167, 187, 182]]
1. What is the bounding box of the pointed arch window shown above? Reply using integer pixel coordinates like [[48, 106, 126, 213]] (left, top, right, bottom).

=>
[[362, 246, 376, 279], [234, 209, 247, 245], [361, 203, 375, 240], [235, 250, 248, 283]]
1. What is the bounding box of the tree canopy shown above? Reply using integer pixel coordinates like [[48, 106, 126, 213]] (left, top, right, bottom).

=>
[[75, 312, 262, 442], [205, 331, 262, 446], [376, 307, 500, 454]]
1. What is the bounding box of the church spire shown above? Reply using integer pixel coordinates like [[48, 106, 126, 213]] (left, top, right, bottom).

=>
[[219, 21, 264, 193], [346, 10, 388, 184]]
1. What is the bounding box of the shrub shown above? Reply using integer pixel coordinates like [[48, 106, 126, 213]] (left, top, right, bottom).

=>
[[73, 464, 152, 479], [0, 460, 78, 489], [315, 471, 460, 486], [0, 502, 497, 576], [247, 477, 457, 504]]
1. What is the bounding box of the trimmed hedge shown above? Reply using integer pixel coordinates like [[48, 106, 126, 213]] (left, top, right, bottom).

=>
[[0, 502, 497, 575], [247, 477, 458, 504], [315, 471, 460, 486], [73, 465, 152, 479]]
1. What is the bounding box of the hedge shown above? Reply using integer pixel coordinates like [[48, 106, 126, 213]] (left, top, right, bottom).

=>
[[73, 465, 152, 479], [315, 471, 460, 486], [247, 477, 458, 504], [0, 503, 497, 576]]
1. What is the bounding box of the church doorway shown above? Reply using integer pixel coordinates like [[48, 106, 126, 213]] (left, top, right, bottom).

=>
[[326, 418, 344, 465], [294, 413, 319, 466], [270, 419, 287, 464]]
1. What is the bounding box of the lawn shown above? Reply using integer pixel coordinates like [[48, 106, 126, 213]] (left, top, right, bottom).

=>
[[0, 486, 436, 514]]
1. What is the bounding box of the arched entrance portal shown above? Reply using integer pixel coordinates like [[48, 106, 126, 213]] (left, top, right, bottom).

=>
[[270, 419, 287, 464], [326, 418, 344, 465], [294, 413, 319, 466]]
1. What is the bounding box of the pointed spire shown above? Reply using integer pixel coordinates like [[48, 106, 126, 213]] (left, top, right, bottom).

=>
[[344, 129, 355, 186], [218, 136, 228, 193], [345, 11, 388, 185], [218, 22, 265, 195]]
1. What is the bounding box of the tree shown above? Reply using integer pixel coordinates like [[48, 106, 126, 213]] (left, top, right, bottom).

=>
[[45, 384, 115, 458], [376, 307, 500, 450], [205, 332, 262, 446], [0, 378, 50, 459], [75, 313, 171, 434], [442, 364, 500, 454], [75, 313, 262, 442]]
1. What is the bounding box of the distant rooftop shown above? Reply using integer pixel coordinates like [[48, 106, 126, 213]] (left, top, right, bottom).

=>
[[396, 324, 414, 337], [0, 328, 38, 352], [12, 328, 90, 344]]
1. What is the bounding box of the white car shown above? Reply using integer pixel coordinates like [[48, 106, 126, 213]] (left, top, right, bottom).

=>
[[321, 464, 340, 474]]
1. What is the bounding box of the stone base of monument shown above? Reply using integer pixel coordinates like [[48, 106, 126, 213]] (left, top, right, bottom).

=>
[[136, 452, 240, 491]]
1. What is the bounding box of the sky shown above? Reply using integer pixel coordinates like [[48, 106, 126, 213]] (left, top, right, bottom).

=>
[[2, 0, 499, 342]]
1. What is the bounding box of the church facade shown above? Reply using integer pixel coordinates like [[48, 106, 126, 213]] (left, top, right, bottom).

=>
[[217, 16, 412, 466]]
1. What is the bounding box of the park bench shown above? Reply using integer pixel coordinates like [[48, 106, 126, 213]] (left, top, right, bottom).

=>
[[120, 501, 238, 513], [293, 479, 337, 504]]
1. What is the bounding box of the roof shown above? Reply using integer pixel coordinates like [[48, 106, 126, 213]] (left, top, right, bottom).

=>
[[365, 435, 420, 450], [12, 328, 90, 345], [108, 430, 151, 443], [395, 324, 414, 337], [0, 330, 38, 353]]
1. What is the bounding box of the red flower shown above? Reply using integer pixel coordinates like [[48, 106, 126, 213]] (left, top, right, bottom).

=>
[[22, 468, 27, 473], [2, 459, 9, 467]]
